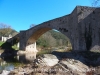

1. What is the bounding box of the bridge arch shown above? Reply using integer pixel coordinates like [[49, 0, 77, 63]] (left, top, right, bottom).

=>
[[25, 21, 73, 53], [19, 6, 89, 52]]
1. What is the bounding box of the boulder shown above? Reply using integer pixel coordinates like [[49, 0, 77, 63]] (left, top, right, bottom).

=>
[[60, 59, 91, 75], [37, 54, 59, 66]]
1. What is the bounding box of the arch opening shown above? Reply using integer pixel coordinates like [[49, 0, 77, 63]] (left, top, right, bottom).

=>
[[36, 29, 72, 53], [26, 28, 72, 53]]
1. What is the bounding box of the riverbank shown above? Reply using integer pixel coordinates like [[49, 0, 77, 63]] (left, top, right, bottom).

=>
[[3, 51, 100, 75]]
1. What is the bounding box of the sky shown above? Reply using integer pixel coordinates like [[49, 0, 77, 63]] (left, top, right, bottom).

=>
[[0, 0, 92, 32]]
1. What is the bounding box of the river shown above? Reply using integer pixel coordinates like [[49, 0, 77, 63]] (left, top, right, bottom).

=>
[[0, 52, 37, 74], [0, 48, 67, 74]]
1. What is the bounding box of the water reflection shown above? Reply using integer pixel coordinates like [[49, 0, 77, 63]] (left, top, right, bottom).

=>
[[0, 58, 14, 73], [0, 58, 6, 66], [0, 52, 36, 73], [5, 64, 14, 71], [17, 53, 36, 63]]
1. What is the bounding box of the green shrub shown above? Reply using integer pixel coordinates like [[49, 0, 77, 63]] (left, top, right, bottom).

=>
[[12, 44, 19, 50]]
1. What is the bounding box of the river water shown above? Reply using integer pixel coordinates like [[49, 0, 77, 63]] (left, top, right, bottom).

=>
[[0, 59, 15, 74], [0, 48, 60, 74], [0, 53, 36, 73]]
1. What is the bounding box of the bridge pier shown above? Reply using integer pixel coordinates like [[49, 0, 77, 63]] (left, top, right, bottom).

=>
[[19, 43, 38, 61], [18, 31, 37, 61], [19, 31, 27, 50], [25, 42, 38, 59]]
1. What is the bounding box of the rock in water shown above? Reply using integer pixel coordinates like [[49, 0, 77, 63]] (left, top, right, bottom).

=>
[[40, 54, 59, 66], [60, 59, 90, 75]]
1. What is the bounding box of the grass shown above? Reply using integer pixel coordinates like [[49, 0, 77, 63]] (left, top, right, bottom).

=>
[[0, 41, 4, 46], [0, 41, 5, 53]]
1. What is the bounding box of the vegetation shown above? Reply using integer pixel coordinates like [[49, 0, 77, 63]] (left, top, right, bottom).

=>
[[0, 41, 4, 46], [12, 44, 19, 50], [37, 30, 71, 48], [0, 23, 18, 37]]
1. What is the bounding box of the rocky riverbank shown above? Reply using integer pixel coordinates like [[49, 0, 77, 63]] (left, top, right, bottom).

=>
[[1, 51, 100, 75]]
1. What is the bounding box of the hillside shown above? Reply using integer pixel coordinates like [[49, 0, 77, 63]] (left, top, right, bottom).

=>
[[37, 30, 71, 48], [0, 28, 18, 37]]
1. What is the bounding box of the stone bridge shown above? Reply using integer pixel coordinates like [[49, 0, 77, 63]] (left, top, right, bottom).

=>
[[5, 6, 100, 58]]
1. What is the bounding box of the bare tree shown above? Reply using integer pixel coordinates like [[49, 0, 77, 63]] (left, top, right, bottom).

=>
[[43, 32, 56, 47], [0, 23, 12, 36], [91, 0, 100, 7]]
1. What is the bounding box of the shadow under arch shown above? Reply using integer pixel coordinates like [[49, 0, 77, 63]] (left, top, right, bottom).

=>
[[27, 27, 52, 43]]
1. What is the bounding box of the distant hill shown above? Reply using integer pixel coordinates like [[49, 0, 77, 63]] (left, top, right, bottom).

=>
[[0, 28, 18, 37], [10, 29, 18, 37]]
